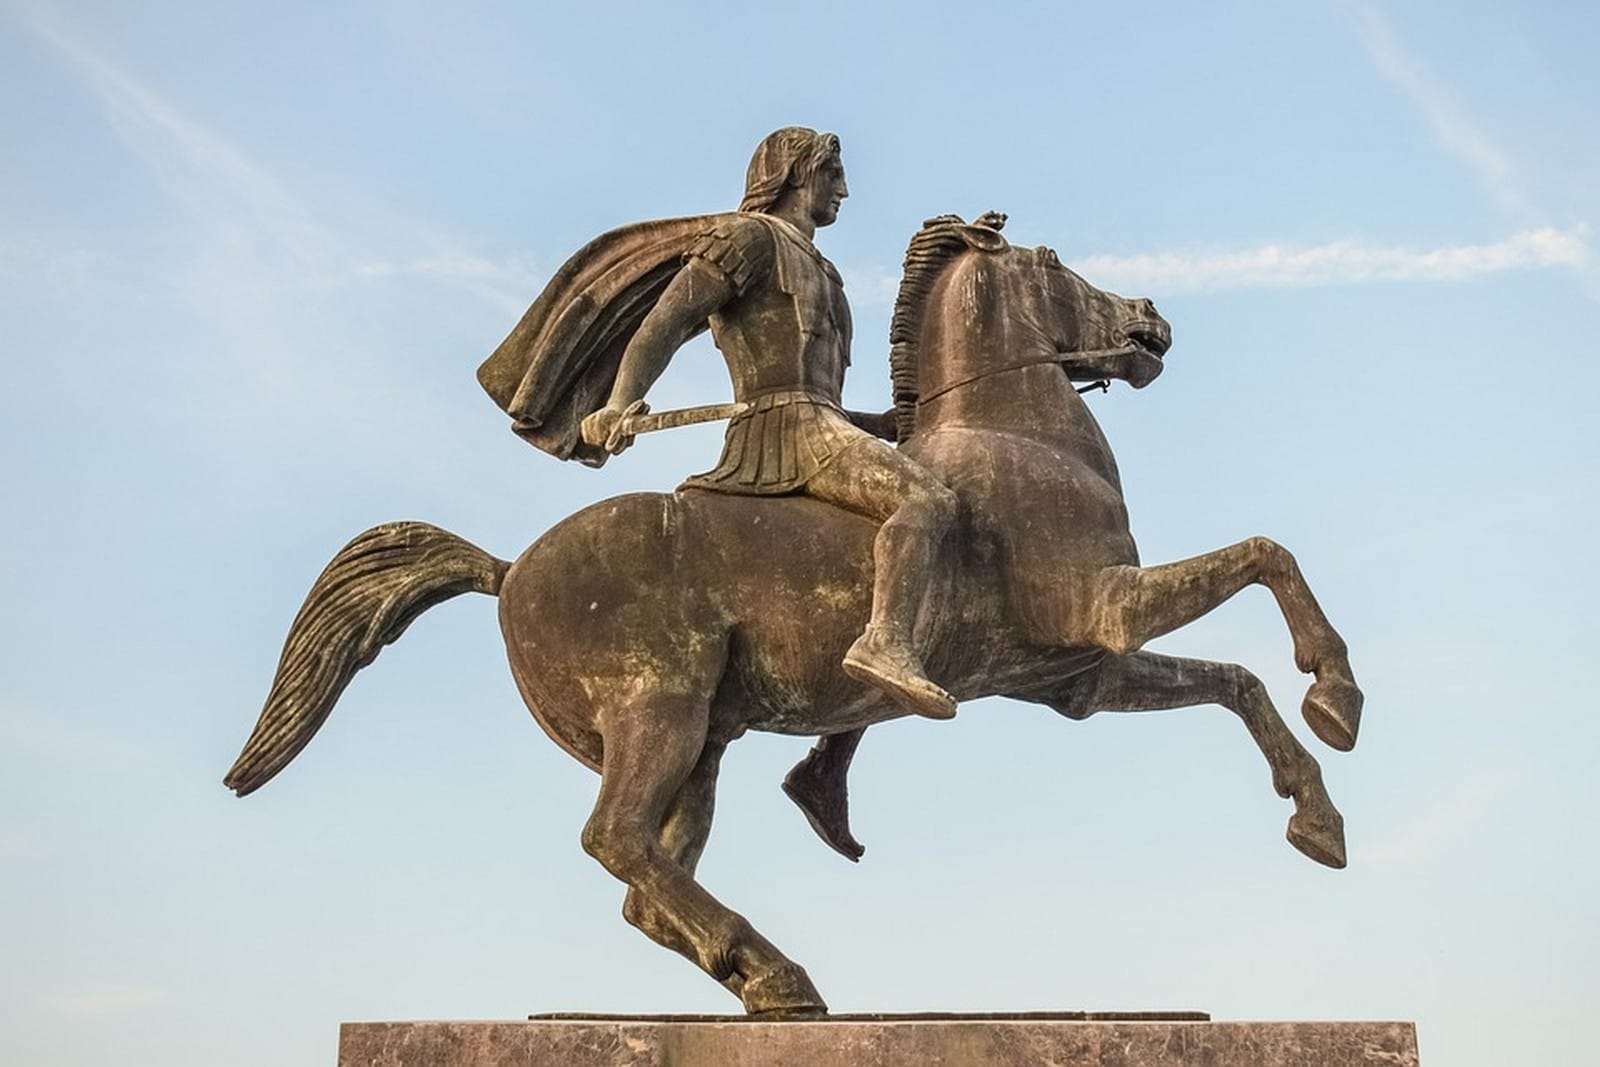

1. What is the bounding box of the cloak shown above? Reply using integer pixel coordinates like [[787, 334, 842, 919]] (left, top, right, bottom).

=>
[[477, 214, 722, 467]]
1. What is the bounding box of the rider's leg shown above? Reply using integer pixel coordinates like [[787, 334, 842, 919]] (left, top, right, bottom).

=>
[[804, 435, 960, 720], [782, 728, 866, 861]]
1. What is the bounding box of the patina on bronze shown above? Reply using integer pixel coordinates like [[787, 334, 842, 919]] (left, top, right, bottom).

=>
[[226, 128, 1362, 1017]]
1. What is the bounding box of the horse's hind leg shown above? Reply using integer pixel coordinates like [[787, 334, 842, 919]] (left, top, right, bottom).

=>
[[618, 739, 736, 982], [1088, 538, 1363, 750], [582, 699, 825, 1015], [1059, 651, 1345, 868]]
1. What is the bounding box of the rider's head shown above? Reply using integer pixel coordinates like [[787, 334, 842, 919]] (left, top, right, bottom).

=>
[[739, 127, 847, 227]]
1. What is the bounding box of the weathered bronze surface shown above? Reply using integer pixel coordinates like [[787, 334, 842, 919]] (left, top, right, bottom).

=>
[[226, 128, 1363, 1017]]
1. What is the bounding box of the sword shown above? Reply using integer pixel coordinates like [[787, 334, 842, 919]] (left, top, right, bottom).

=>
[[581, 399, 749, 453]]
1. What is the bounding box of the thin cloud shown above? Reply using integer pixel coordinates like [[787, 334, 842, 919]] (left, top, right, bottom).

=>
[[7, 5, 544, 459], [11, 4, 537, 307], [1075, 226, 1590, 294], [16, 2, 335, 272], [1350, 5, 1529, 218], [353, 250, 545, 316]]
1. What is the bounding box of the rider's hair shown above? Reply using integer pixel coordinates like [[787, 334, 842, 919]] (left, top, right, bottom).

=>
[[739, 128, 841, 214]]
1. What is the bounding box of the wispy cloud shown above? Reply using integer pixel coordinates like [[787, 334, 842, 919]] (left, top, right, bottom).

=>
[[353, 250, 545, 316], [1075, 225, 1590, 294], [7, 5, 542, 456], [10, 4, 537, 310], [1349, 5, 1529, 218]]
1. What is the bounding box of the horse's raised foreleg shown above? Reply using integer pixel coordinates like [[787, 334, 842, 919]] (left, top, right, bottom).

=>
[[582, 701, 826, 1015], [1062, 651, 1345, 868], [1087, 538, 1362, 750]]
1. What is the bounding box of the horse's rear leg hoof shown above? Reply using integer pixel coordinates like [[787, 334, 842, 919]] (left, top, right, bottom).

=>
[[741, 962, 828, 1017], [1303, 676, 1362, 752], [1287, 804, 1347, 869]]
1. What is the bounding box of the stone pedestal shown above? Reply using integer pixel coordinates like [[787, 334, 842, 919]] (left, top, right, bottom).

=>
[[338, 1013, 1419, 1066]]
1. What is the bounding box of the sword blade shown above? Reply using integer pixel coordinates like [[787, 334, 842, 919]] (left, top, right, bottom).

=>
[[619, 402, 748, 437]]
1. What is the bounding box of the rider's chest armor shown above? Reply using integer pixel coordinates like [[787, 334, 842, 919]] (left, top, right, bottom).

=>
[[698, 216, 853, 402]]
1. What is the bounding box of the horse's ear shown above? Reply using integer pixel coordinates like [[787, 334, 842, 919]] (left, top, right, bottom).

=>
[[953, 223, 1004, 252], [957, 212, 1008, 253]]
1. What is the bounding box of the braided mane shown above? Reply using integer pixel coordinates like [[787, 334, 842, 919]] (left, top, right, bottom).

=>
[[888, 213, 1005, 440]]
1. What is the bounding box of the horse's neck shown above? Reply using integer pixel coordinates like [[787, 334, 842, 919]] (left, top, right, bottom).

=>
[[917, 296, 1106, 443], [919, 357, 1083, 432]]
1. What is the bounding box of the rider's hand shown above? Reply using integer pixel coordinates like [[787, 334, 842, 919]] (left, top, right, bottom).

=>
[[581, 401, 647, 454]]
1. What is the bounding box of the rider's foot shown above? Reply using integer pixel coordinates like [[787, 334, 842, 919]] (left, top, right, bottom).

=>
[[843, 625, 957, 721], [783, 751, 865, 862]]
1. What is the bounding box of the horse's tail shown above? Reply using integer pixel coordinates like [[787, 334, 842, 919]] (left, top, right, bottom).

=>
[[223, 521, 510, 797]]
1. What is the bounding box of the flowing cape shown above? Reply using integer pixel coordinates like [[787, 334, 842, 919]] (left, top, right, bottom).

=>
[[477, 214, 720, 467]]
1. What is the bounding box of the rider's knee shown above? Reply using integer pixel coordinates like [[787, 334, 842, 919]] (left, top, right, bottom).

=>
[[910, 482, 959, 528]]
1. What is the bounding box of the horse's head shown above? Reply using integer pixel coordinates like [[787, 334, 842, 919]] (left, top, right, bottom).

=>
[[1021, 241, 1171, 390], [890, 213, 1172, 440]]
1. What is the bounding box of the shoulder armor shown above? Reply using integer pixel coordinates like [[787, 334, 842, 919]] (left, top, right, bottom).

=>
[[686, 214, 776, 297]]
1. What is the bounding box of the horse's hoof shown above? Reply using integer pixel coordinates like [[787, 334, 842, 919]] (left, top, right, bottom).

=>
[[1287, 805, 1347, 869], [741, 962, 828, 1017], [1303, 676, 1362, 752]]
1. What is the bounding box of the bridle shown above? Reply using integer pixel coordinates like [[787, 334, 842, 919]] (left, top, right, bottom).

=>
[[915, 344, 1139, 407]]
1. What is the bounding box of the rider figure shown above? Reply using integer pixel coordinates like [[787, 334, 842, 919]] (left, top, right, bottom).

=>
[[580, 127, 959, 726]]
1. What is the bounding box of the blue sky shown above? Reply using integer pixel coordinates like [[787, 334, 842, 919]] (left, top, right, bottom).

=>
[[2, 2, 1596, 1064]]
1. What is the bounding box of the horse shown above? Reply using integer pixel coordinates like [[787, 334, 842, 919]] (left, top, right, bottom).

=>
[[225, 213, 1361, 1017]]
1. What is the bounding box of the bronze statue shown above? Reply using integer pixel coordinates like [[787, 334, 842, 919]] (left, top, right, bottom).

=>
[[226, 128, 1362, 1017]]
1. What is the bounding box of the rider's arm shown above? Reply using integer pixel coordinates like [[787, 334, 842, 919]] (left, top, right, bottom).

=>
[[613, 258, 734, 408], [581, 258, 733, 450], [845, 408, 898, 441], [584, 209, 791, 453]]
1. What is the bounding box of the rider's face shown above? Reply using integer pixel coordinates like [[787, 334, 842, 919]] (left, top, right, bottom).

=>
[[805, 156, 849, 228]]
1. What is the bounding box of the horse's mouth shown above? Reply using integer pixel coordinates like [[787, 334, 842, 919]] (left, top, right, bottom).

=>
[[1121, 320, 1170, 389], [1126, 320, 1171, 360]]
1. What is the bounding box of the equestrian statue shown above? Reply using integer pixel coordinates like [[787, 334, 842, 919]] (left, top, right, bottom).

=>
[[225, 127, 1363, 1016]]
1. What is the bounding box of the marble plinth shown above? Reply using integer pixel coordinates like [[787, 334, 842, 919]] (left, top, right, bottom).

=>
[[337, 1013, 1419, 1066]]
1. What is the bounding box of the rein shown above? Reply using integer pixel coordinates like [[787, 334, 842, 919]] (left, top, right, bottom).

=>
[[915, 344, 1135, 406]]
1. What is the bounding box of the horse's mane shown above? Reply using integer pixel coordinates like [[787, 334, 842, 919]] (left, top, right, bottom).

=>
[[888, 212, 1006, 440]]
